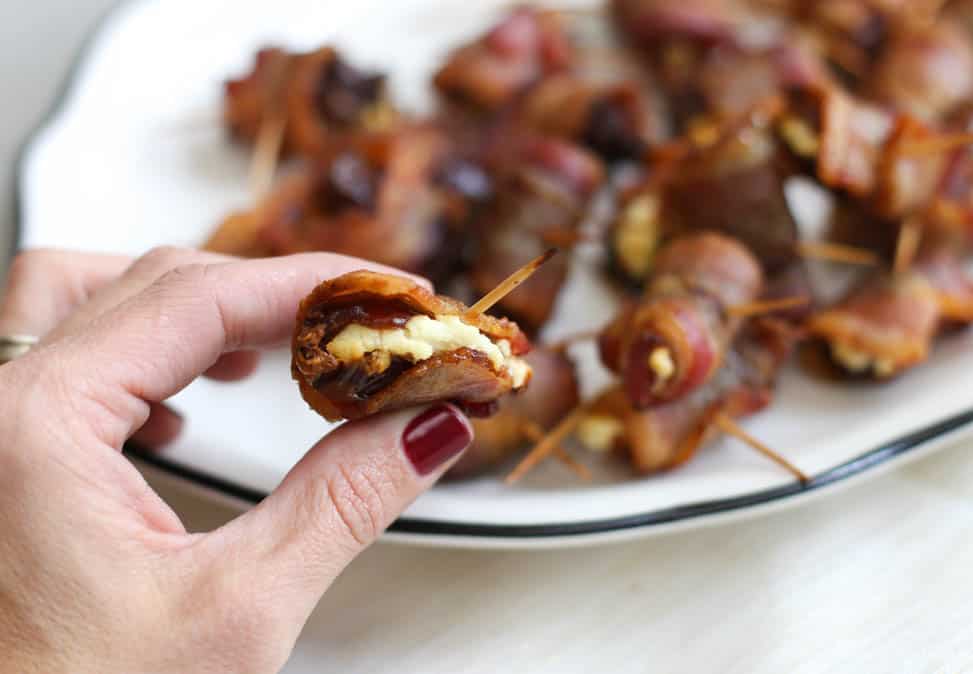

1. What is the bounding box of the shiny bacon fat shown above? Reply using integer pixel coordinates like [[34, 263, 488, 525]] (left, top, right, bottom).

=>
[[292, 271, 531, 421]]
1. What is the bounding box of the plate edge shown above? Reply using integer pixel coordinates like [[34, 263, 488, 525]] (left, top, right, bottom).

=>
[[126, 404, 973, 540]]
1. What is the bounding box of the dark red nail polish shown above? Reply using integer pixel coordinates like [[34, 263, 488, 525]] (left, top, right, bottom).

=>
[[403, 405, 472, 475]]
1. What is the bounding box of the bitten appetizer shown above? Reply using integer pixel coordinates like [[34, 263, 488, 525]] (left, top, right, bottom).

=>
[[292, 271, 533, 422], [224, 46, 395, 159], [808, 247, 973, 378], [599, 232, 764, 408]]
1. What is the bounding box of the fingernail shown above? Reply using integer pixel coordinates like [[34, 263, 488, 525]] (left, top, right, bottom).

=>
[[403, 405, 473, 475]]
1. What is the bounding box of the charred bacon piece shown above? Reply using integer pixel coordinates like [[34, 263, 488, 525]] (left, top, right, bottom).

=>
[[224, 47, 393, 159], [447, 348, 580, 479], [807, 247, 973, 378], [581, 319, 794, 473], [433, 7, 573, 112], [599, 232, 764, 408], [207, 124, 481, 281], [292, 271, 532, 422], [470, 137, 605, 332]]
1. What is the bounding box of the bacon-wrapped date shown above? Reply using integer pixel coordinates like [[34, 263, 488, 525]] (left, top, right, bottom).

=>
[[292, 271, 532, 422], [868, 19, 973, 123], [606, 103, 810, 296], [469, 137, 604, 332], [666, 107, 808, 279], [807, 247, 973, 378], [612, 0, 828, 129], [207, 124, 484, 281], [518, 73, 661, 160], [780, 86, 973, 246], [582, 319, 794, 473], [599, 232, 764, 408], [224, 47, 394, 159], [447, 348, 580, 479], [433, 7, 573, 112]]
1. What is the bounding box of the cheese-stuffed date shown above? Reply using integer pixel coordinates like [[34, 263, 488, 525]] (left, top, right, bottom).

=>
[[582, 319, 793, 473], [599, 232, 763, 408]]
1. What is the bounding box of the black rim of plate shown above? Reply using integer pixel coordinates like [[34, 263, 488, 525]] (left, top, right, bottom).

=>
[[10, 0, 973, 540]]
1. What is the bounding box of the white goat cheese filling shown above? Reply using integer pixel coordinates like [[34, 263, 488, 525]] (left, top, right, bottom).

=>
[[326, 314, 530, 387], [831, 342, 895, 377], [577, 415, 625, 453]]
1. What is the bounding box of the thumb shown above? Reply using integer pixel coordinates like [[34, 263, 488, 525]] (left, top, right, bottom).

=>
[[188, 404, 472, 637]]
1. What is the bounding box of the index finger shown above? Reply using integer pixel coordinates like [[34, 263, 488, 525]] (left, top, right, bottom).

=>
[[55, 252, 430, 423]]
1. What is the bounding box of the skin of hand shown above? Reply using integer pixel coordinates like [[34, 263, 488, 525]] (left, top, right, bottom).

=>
[[0, 247, 474, 674]]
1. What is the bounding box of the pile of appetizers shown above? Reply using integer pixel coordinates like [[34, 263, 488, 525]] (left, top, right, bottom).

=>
[[206, 0, 973, 484]]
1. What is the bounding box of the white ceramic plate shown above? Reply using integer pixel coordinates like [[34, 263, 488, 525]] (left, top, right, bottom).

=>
[[17, 0, 973, 548]]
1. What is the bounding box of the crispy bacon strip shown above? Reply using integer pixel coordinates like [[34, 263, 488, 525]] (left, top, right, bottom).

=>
[[292, 271, 532, 422], [807, 247, 973, 378], [433, 7, 574, 112], [599, 232, 764, 408], [224, 47, 394, 159], [447, 348, 580, 479]]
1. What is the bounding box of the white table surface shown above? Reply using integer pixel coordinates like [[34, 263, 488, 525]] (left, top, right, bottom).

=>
[[4, 2, 973, 672]]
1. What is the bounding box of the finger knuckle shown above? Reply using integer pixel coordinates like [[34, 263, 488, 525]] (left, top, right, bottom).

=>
[[321, 463, 390, 548], [6, 248, 56, 288], [153, 262, 211, 291], [132, 245, 198, 277]]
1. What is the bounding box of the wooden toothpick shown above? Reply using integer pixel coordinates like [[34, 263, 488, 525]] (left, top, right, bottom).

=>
[[893, 218, 922, 276], [897, 132, 973, 157], [248, 114, 287, 199], [468, 249, 558, 315], [728, 296, 811, 319], [522, 421, 591, 481], [713, 414, 809, 483], [796, 240, 880, 266], [506, 402, 590, 484]]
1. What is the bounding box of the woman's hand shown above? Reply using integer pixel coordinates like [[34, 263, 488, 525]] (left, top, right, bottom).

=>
[[0, 247, 473, 674]]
